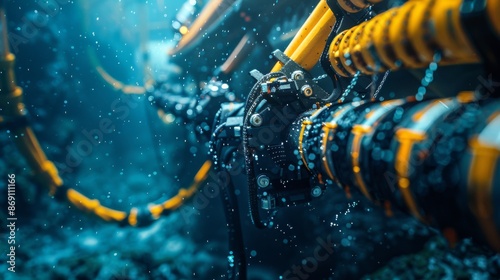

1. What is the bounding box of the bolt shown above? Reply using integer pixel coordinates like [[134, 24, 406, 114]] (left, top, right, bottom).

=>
[[301, 85, 313, 97], [292, 70, 305, 80], [250, 113, 263, 126], [311, 186, 322, 197], [257, 175, 270, 188]]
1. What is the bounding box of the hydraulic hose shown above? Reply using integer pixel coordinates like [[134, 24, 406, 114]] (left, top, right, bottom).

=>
[[218, 148, 247, 280], [290, 93, 500, 251], [271, 0, 383, 72], [329, 0, 500, 77], [243, 71, 286, 229]]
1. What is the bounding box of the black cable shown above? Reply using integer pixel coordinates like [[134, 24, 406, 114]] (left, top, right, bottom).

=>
[[242, 71, 284, 229], [218, 147, 247, 280], [209, 121, 226, 165], [208, 104, 248, 279], [210, 117, 246, 279]]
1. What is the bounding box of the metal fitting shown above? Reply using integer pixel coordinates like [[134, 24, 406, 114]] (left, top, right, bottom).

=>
[[250, 113, 263, 127], [257, 175, 270, 188], [311, 186, 322, 197], [301, 85, 313, 97], [292, 70, 305, 81]]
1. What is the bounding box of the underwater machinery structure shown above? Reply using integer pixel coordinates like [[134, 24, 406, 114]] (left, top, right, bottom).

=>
[[154, 0, 500, 276], [1, 0, 500, 279]]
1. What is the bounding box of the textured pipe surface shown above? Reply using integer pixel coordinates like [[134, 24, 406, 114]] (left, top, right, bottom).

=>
[[289, 94, 500, 250]]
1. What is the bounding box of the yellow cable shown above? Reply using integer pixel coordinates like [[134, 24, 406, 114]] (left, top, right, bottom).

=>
[[67, 188, 128, 222], [63, 160, 212, 225], [88, 47, 146, 95], [82, 1, 149, 95], [0, 6, 211, 226], [148, 160, 212, 219]]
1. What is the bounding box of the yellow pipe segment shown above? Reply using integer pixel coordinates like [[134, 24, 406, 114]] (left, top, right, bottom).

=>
[[291, 8, 335, 71], [271, 0, 332, 72]]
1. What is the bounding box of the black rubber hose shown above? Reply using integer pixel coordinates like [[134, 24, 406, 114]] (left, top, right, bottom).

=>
[[221, 174, 247, 279], [217, 146, 247, 280], [242, 72, 284, 229]]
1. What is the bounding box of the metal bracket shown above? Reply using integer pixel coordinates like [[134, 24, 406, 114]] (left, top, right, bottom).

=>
[[271, 49, 330, 102]]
